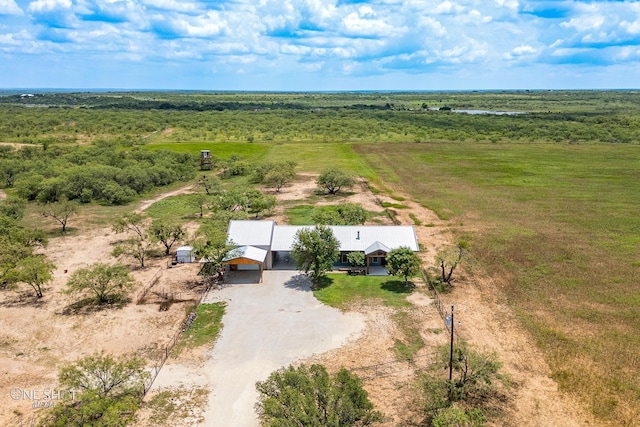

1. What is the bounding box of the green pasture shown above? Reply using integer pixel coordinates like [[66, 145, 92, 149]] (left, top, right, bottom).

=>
[[145, 141, 270, 161], [145, 193, 205, 221], [263, 142, 378, 177], [355, 141, 640, 424]]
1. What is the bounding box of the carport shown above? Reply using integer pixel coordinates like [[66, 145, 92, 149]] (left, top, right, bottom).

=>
[[222, 245, 267, 283]]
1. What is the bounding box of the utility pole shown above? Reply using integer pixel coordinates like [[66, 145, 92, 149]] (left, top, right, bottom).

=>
[[448, 304, 454, 382]]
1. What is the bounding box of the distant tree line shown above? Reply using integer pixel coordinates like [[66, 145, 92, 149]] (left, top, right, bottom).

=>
[[1, 91, 640, 145]]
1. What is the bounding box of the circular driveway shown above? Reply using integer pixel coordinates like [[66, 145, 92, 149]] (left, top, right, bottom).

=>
[[199, 270, 365, 426]]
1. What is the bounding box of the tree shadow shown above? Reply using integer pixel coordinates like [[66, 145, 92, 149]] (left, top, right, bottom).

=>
[[312, 275, 334, 291], [283, 274, 315, 292], [381, 280, 415, 294], [59, 296, 130, 315], [0, 291, 48, 308]]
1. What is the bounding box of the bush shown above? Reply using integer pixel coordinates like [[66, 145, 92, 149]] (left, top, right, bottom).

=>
[[101, 182, 136, 205], [39, 353, 149, 427], [256, 364, 383, 426]]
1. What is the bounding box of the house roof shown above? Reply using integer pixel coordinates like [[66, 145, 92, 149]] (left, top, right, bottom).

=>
[[365, 241, 391, 255], [227, 220, 275, 247], [223, 245, 268, 263], [271, 225, 419, 252]]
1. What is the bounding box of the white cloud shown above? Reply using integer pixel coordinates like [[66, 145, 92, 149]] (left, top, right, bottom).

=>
[[561, 15, 605, 32], [341, 8, 398, 38], [615, 46, 640, 61], [439, 38, 488, 64], [455, 9, 492, 25], [176, 11, 228, 37], [494, 0, 518, 12], [418, 16, 447, 37], [141, 0, 200, 14], [621, 20, 640, 35], [512, 44, 536, 55], [0, 0, 23, 15], [433, 1, 465, 15], [27, 0, 72, 13], [504, 44, 537, 59], [0, 0, 637, 89]]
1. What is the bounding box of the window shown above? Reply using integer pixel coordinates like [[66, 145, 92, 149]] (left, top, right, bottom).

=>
[[372, 257, 379, 264], [341, 253, 348, 263]]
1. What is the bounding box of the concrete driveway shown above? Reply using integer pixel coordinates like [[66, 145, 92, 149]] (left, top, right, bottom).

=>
[[199, 270, 365, 426]]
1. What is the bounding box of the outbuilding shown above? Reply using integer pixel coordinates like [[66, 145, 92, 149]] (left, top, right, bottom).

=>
[[175, 246, 195, 263]]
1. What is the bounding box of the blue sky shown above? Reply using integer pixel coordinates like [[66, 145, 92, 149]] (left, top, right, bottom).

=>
[[1, 0, 639, 90]]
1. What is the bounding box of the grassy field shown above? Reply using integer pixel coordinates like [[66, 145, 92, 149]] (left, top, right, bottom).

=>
[[145, 194, 204, 221], [354, 142, 640, 424], [146, 141, 270, 161]]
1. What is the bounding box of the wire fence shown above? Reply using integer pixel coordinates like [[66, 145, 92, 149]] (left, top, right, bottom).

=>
[[141, 279, 214, 395], [135, 268, 163, 305], [422, 268, 461, 341], [347, 271, 466, 383], [351, 352, 439, 381]]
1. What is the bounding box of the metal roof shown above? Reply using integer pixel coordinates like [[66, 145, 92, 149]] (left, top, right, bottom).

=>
[[227, 220, 275, 247], [223, 245, 268, 263], [365, 241, 391, 255], [271, 225, 418, 252]]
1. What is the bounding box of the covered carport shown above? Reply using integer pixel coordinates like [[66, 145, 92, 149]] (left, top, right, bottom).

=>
[[222, 245, 267, 283]]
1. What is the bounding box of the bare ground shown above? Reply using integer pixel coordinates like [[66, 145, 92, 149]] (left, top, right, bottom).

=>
[[0, 190, 202, 426]]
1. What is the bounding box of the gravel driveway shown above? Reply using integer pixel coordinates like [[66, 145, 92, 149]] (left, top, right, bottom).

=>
[[198, 270, 365, 426]]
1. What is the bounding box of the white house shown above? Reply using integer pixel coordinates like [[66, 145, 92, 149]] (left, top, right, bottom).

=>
[[225, 220, 419, 275]]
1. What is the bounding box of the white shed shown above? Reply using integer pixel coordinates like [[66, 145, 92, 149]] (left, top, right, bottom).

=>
[[176, 246, 195, 263]]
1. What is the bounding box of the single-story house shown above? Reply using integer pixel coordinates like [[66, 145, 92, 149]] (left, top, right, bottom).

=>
[[225, 220, 419, 275]]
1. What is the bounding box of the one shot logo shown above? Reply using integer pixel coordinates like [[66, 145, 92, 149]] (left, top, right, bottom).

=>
[[9, 387, 76, 408]]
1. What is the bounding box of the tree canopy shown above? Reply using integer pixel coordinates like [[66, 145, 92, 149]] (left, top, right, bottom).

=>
[[317, 168, 356, 195], [386, 247, 421, 285], [66, 263, 135, 304], [41, 198, 78, 233], [148, 219, 185, 255], [256, 363, 383, 427], [41, 353, 149, 427], [291, 225, 340, 286]]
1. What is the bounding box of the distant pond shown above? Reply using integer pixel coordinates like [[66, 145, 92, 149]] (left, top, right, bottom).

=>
[[430, 108, 526, 115]]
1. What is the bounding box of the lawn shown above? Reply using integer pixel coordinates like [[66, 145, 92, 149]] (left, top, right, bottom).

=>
[[313, 274, 413, 309], [354, 141, 640, 424], [313, 274, 424, 358]]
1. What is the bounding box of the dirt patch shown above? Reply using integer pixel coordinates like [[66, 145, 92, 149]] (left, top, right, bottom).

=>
[[0, 142, 35, 149], [135, 184, 195, 213], [162, 128, 174, 135], [0, 189, 6, 200], [0, 194, 203, 426]]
